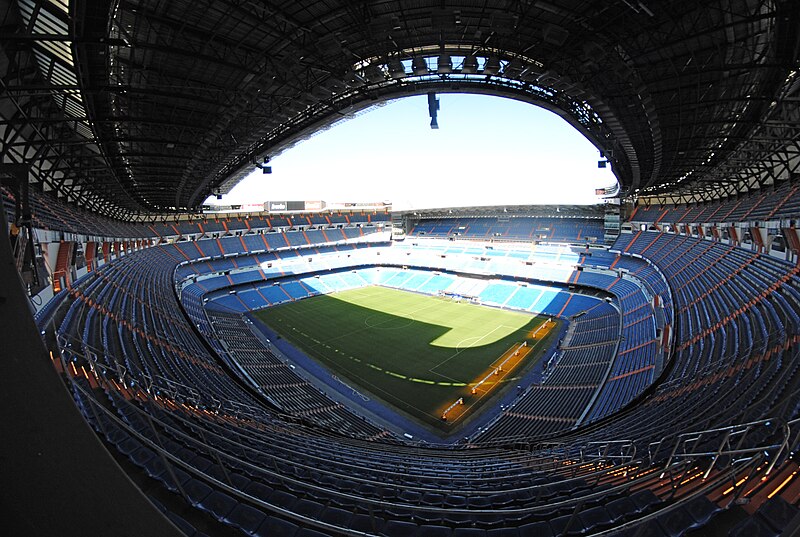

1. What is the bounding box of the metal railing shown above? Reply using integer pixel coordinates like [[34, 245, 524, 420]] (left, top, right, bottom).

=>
[[654, 419, 791, 480]]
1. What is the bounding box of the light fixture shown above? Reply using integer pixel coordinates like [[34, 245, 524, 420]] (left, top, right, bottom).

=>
[[483, 56, 501, 75], [387, 58, 406, 79], [461, 55, 478, 74], [437, 53, 452, 74], [412, 57, 429, 76]]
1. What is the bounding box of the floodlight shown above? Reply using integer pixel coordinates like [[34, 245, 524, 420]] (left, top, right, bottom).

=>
[[437, 54, 453, 73], [461, 55, 478, 74], [412, 57, 429, 76], [483, 56, 501, 75]]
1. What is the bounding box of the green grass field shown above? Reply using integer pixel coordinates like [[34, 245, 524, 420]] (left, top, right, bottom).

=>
[[254, 286, 558, 431]]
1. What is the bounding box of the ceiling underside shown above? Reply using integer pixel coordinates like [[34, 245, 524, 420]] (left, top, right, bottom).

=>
[[0, 0, 798, 219]]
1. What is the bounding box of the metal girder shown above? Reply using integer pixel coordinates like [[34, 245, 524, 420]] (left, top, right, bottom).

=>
[[0, 0, 796, 218]]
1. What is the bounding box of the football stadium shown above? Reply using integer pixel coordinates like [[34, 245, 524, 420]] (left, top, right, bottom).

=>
[[2, 2, 800, 536]]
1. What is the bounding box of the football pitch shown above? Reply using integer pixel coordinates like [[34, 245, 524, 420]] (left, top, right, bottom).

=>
[[254, 285, 559, 431]]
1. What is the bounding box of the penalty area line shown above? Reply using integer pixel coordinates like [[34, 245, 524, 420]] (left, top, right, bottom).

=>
[[428, 323, 514, 377]]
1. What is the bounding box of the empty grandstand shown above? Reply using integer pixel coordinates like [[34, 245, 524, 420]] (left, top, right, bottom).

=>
[[2, 2, 800, 537]]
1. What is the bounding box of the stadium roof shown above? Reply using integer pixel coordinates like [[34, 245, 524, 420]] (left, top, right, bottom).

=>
[[0, 0, 798, 219]]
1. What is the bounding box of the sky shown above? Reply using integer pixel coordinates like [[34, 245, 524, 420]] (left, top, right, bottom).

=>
[[206, 94, 617, 211]]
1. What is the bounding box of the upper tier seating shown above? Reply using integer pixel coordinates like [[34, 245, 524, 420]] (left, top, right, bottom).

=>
[[1, 185, 388, 239], [630, 181, 800, 224], [409, 216, 605, 243], [2, 185, 156, 238]]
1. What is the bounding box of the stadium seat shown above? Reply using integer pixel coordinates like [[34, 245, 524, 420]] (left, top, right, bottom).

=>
[[728, 515, 780, 537], [183, 479, 213, 507], [630, 489, 662, 514], [319, 506, 352, 527], [755, 496, 799, 534], [254, 516, 300, 537], [267, 489, 298, 511], [295, 528, 331, 537], [163, 510, 200, 536], [517, 521, 554, 537], [657, 505, 701, 537], [684, 496, 720, 527], [549, 513, 585, 536], [579, 505, 614, 532], [292, 498, 324, 519], [381, 519, 419, 537], [244, 481, 274, 501], [485, 528, 520, 537], [606, 496, 638, 523], [350, 512, 385, 534], [417, 524, 454, 537], [453, 527, 488, 537], [226, 503, 266, 534], [198, 490, 237, 521]]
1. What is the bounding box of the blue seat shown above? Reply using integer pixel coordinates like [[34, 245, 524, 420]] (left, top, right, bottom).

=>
[[244, 481, 273, 501], [614, 517, 669, 537], [756, 496, 799, 533], [579, 505, 613, 531], [453, 528, 487, 537], [684, 496, 720, 527], [266, 489, 297, 510], [198, 490, 237, 521], [160, 467, 192, 494], [418, 524, 453, 537], [517, 521, 553, 537], [254, 516, 300, 537], [116, 436, 140, 456], [319, 506, 352, 527], [630, 489, 661, 513], [381, 519, 418, 537], [657, 505, 699, 537], [206, 464, 250, 490], [486, 528, 520, 537], [141, 454, 168, 480], [189, 455, 213, 474], [295, 529, 331, 537], [729, 515, 780, 537], [292, 499, 324, 519], [129, 446, 156, 467], [350, 512, 384, 534], [549, 513, 584, 536], [183, 479, 213, 507], [606, 496, 637, 523], [227, 503, 266, 535]]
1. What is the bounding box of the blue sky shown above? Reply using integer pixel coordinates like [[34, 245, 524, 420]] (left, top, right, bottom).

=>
[[208, 94, 617, 210]]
